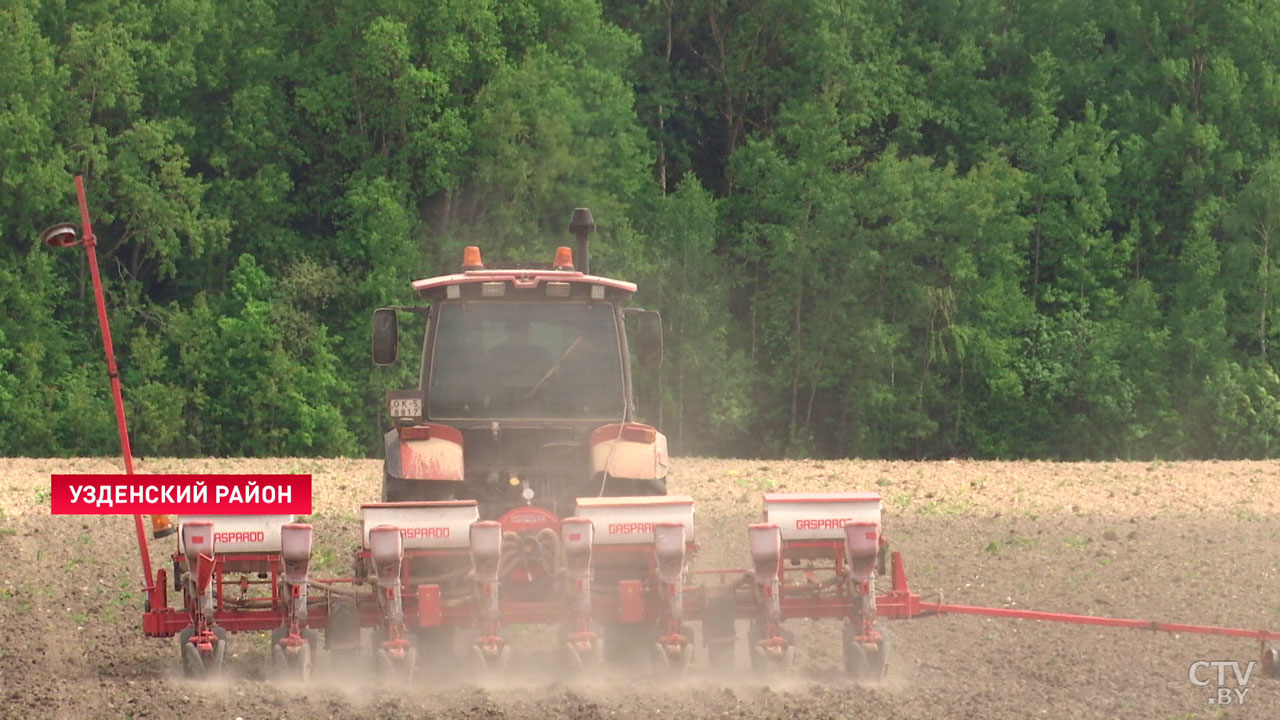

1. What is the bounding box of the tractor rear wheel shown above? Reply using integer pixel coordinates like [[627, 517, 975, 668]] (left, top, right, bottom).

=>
[[413, 626, 455, 680], [325, 600, 362, 670], [602, 622, 652, 667], [703, 592, 737, 674]]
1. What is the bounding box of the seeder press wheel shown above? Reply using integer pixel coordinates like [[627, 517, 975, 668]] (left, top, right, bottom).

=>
[[564, 638, 604, 673], [562, 624, 605, 674], [651, 624, 695, 675], [470, 643, 511, 673], [178, 626, 227, 680], [748, 625, 795, 677], [372, 629, 419, 682], [270, 628, 320, 682], [842, 623, 889, 682], [378, 645, 419, 681], [1264, 647, 1279, 679]]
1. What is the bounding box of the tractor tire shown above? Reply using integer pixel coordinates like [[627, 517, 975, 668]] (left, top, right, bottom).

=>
[[703, 592, 737, 674], [602, 622, 652, 667], [413, 626, 456, 680], [325, 600, 362, 670]]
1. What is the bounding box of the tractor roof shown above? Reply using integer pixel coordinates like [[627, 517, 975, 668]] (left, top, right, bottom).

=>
[[412, 244, 636, 301], [412, 268, 636, 299]]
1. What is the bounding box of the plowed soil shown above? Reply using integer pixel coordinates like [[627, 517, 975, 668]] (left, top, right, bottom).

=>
[[1, 457, 1278, 719]]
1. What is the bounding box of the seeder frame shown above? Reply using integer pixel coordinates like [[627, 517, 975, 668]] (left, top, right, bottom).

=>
[[136, 498, 1280, 682]]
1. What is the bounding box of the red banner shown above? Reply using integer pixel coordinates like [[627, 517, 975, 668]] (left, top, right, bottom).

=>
[[50, 474, 312, 515]]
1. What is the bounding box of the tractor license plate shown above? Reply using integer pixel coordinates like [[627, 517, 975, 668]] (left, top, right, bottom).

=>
[[389, 397, 422, 418]]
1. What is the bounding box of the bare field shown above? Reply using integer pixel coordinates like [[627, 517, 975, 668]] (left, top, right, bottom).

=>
[[1, 457, 1278, 719]]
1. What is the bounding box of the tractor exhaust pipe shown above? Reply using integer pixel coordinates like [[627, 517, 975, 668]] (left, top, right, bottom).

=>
[[569, 208, 594, 275]]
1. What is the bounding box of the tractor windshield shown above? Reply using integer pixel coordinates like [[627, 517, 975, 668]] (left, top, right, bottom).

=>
[[427, 301, 625, 420]]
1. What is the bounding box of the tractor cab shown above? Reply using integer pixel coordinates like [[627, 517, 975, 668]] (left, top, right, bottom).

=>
[[372, 209, 668, 520]]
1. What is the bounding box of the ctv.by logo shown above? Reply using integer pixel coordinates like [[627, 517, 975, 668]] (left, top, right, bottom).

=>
[[1189, 660, 1255, 706]]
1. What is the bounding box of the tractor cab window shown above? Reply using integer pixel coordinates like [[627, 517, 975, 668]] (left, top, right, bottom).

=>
[[427, 301, 625, 420]]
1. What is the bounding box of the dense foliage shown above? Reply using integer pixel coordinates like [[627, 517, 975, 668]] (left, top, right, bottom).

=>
[[3, 0, 1280, 459]]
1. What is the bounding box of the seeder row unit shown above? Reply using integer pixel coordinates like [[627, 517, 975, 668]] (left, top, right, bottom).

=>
[[141, 492, 1280, 683]]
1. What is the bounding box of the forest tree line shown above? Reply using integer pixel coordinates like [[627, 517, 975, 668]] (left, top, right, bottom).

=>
[[3, 0, 1280, 460]]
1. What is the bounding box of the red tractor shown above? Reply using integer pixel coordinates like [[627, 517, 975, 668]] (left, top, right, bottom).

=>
[[371, 208, 669, 522]]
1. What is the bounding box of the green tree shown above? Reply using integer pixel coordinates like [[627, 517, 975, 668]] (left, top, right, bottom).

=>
[[637, 176, 748, 453], [125, 255, 355, 456]]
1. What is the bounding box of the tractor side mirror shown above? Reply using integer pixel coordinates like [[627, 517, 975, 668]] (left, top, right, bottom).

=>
[[636, 310, 663, 369], [372, 308, 399, 366]]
